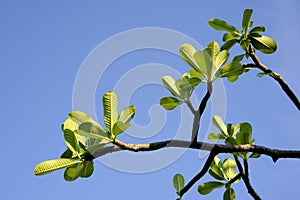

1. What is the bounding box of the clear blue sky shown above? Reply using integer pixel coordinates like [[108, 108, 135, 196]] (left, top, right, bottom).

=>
[[1, 1, 300, 199]]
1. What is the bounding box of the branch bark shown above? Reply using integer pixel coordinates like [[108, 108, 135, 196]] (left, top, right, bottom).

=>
[[244, 46, 300, 110], [234, 156, 262, 200]]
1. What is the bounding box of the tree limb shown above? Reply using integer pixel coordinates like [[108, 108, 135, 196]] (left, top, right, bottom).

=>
[[89, 139, 300, 161], [244, 46, 300, 110]]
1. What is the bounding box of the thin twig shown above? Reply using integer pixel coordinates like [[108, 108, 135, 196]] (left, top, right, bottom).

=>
[[246, 46, 300, 110], [234, 156, 262, 200], [179, 152, 216, 197]]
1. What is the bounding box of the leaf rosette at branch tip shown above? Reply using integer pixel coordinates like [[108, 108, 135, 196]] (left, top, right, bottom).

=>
[[208, 9, 277, 54], [34, 91, 136, 181]]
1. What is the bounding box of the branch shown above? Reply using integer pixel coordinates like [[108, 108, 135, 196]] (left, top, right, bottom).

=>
[[179, 152, 216, 197], [244, 46, 300, 110], [90, 139, 300, 162], [234, 156, 262, 200], [191, 82, 212, 144]]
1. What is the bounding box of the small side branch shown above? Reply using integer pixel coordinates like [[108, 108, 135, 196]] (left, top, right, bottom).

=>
[[245, 46, 300, 110], [234, 156, 262, 200], [179, 152, 216, 197]]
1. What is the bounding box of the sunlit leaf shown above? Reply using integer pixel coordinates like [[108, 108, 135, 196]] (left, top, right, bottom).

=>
[[242, 9, 253, 34], [223, 158, 236, 180], [112, 121, 131, 136], [193, 50, 212, 80], [209, 156, 226, 180], [208, 132, 226, 142], [34, 158, 78, 176], [198, 181, 224, 195], [179, 43, 202, 73], [249, 35, 277, 54], [118, 105, 136, 123], [212, 115, 228, 136], [63, 129, 81, 157], [249, 25, 265, 34], [162, 75, 182, 98], [208, 19, 241, 36], [103, 91, 118, 133], [160, 96, 183, 110], [207, 41, 220, 61]]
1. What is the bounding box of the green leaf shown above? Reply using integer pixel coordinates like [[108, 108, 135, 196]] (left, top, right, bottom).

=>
[[223, 187, 235, 200], [208, 132, 226, 142], [242, 9, 253, 34], [257, 72, 271, 77], [209, 156, 226, 180], [162, 75, 182, 98], [222, 33, 238, 42], [187, 77, 202, 88], [249, 25, 265, 34], [188, 69, 203, 79], [226, 124, 235, 136], [214, 50, 229, 73], [198, 181, 224, 195], [193, 50, 212, 80], [219, 62, 244, 79], [236, 123, 252, 145], [223, 158, 236, 180], [240, 123, 252, 134], [179, 43, 202, 73], [63, 129, 81, 157], [80, 161, 94, 178], [228, 75, 239, 82], [64, 162, 83, 181], [221, 39, 237, 51], [60, 148, 75, 158], [212, 115, 228, 136], [118, 105, 136, 123], [160, 96, 183, 110], [208, 19, 241, 36], [112, 121, 131, 136], [68, 110, 98, 125], [240, 39, 250, 52], [207, 41, 220, 61], [103, 91, 118, 133], [225, 137, 238, 145], [34, 158, 78, 176], [250, 153, 261, 159], [173, 174, 185, 193], [175, 78, 193, 98], [78, 122, 109, 141], [232, 55, 244, 62], [249, 35, 277, 54]]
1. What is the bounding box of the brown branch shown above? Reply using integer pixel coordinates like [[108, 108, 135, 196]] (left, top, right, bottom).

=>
[[191, 82, 213, 144], [179, 152, 216, 197], [90, 139, 300, 162], [245, 46, 300, 110], [234, 156, 262, 200]]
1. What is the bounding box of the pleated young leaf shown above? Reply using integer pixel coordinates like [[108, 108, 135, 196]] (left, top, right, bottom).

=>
[[206, 41, 220, 61], [198, 181, 224, 195], [173, 174, 185, 193], [160, 97, 183, 110], [68, 110, 98, 125], [103, 91, 118, 133], [118, 105, 136, 123], [34, 158, 78, 176]]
